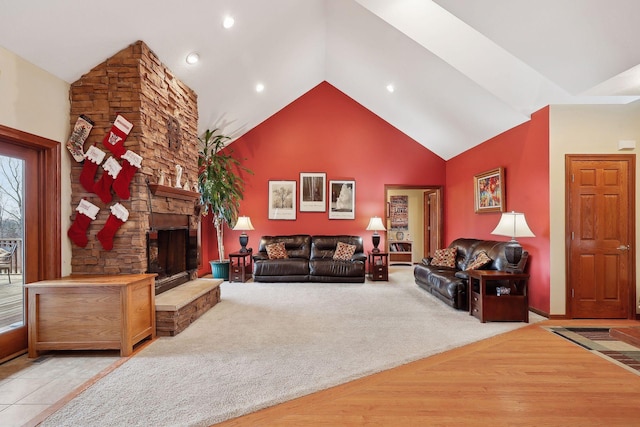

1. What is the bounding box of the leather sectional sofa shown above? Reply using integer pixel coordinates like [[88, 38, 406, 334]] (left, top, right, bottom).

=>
[[413, 238, 529, 310], [253, 235, 367, 283]]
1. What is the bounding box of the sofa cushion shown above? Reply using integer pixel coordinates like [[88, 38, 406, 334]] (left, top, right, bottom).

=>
[[266, 242, 288, 259], [333, 242, 356, 260], [257, 235, 312, 259], [309, 259, 365, 277], [431, 247, 457, 268], [254, 258, 310, 277], [311, 235, 364, 260], [465, 251, 492, 270]]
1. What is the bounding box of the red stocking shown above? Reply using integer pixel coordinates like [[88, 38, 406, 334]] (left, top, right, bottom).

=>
[[79, 145, 106, 193], [97, 203, 129, 251], [102, 115, 133, 159], [93, 157, 122, 204], [113, 150, 142, 200], [67, 199, 99, 247]]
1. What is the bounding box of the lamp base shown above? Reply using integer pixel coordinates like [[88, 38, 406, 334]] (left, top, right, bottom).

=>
[[504, 241, 523, 272], [239, 234, 249, 253], [372, 234, 381, 253]]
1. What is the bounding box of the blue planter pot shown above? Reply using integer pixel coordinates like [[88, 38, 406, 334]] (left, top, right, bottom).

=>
[[210, 260, 230, 280]]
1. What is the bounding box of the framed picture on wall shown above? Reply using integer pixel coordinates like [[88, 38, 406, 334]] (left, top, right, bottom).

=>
[[329, 180, 355, 219], [269, 180, 296, 220], [389, 195, 409, 230], [299, 172, 326, 212], [474, 167, 505, 213]]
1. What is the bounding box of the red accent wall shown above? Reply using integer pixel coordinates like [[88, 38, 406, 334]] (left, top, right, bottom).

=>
[[199, 81, 446, 273], [445, 107, 550, 313]]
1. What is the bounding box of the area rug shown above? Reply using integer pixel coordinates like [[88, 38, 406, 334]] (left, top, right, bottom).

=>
[[547, 326, 640, 375], [41, 267, 543, 427]]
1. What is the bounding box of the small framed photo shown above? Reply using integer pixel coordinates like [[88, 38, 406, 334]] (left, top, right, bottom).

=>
[[474, 167, 505, 213], [329, 180, 355, 219], [269, 180, 296, 220], [300, 172, 326, 212]]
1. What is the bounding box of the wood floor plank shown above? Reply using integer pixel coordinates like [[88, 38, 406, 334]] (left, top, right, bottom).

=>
[[214, 320, 640, 426]]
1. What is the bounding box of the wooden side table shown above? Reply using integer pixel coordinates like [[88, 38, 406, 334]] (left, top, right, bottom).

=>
[[467, 270, 529, 323], [229, 250, 253, 283], [368, 251, 389, 281]]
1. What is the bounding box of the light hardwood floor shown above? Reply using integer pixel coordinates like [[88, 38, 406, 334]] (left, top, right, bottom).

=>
[[216, 319, 640, 426]]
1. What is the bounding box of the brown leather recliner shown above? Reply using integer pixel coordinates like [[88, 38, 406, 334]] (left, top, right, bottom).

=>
[[413, 238, 528, 310]]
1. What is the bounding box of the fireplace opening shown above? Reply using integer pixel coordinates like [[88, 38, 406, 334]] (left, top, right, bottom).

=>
[[147, 214, 198, 295]]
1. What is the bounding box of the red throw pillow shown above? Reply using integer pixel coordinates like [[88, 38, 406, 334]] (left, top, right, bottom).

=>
[[333, 241, 356, 260], [266, 242, 288, 259], [465, 251, 492, 270], [430, 247, 457, 268]]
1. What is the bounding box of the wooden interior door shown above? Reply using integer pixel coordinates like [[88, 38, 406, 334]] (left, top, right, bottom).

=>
[[566, 155, 635, 319], [423, 189, 442, 258]]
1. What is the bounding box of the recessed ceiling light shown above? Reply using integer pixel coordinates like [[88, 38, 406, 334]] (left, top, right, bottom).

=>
[[386, 84, 395, 93], [256, 83, 265, 93], [185, 52, 200, 65], [223, 16, 235, 29]]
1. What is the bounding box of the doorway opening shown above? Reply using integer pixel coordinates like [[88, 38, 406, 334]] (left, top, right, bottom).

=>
[[0, 124, 60, 362], [384, 185, 443, 264]]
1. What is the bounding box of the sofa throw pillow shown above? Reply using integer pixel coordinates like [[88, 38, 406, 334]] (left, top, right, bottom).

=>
[[266, 242, 288, 259], [465, 251, 492, 271], [333, 241, 356, 261], [430, 247, 457, 268]]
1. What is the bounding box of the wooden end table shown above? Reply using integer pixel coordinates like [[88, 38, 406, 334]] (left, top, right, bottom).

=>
[[229, 250, 253, 283], [467, 270, 529, 323], [368, 251, 389, 281]]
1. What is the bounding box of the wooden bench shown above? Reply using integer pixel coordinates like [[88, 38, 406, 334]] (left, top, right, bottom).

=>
[[155, 278, 223, 336]]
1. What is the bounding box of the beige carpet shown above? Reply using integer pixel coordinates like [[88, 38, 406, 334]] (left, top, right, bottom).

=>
[[41, 266, 543, 427]]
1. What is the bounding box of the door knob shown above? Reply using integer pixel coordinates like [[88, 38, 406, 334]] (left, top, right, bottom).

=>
[[617, 245, 630, 251]]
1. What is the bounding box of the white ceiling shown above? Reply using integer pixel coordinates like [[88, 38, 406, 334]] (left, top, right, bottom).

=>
[[1, 0, 639, 160]]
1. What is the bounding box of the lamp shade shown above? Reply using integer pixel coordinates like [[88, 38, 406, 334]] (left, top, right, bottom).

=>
[[491, 211, 535, 241], [233, 216, 255, 231], [366, 217, 386, 231]]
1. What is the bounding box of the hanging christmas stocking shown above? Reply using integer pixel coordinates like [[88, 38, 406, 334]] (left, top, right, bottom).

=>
[[97, 203, 129, 251], [79, 145, 106, 193], [102, 115, 133, 159], [112, 150, 142, 200], [67, 199, 100, 247], [66, 115, 94, 162], [93, 157, 122, 204]]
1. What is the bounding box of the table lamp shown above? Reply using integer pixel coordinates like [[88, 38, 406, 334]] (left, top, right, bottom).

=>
[[366, 216, 386, 252], [490, 211, 535, 271], [233, 216, 255, 253]]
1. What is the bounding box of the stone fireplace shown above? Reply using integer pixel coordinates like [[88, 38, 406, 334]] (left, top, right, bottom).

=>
[[68, 41, 201, 294]]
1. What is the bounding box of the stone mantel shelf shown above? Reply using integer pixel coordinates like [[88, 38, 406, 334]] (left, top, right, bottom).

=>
[[148, 183, 200, 201]]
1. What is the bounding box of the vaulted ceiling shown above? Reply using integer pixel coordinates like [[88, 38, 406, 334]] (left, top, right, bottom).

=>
[[1, 0, 639, 159]]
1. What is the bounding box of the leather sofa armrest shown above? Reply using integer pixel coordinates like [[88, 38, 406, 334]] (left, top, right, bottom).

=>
[[454, 270, 469, 280], [352, 253, 367, 262], [253, 252, 269, 261]]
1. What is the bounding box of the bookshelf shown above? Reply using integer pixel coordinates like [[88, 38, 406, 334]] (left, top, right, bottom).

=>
[[388, 240, 413, 264]]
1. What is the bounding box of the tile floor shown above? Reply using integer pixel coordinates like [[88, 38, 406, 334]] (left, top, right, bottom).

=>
[[0, 351, 119, 427]]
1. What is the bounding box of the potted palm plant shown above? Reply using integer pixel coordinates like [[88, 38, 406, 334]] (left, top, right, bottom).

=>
[[198, 128, 251, 279]]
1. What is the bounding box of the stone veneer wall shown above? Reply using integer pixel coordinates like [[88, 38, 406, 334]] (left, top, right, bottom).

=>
[[69, 40, 199, 275]]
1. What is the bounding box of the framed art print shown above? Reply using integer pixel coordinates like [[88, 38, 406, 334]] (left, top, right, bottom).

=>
[[329, 180, 355, 219], [269, 180, 296, 220], [474, 167, 505, 213], [299, 172, 326, 212]]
